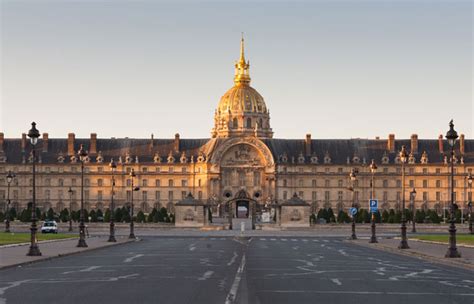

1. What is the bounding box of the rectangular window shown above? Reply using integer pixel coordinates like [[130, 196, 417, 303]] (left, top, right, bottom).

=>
[[155, 179, 161, 187], [168, 179, 174, 187], [198, 179, 202, 187], [383, 180, 388, 188], [168, 191, 174, 201], [337, 191, 343, 202], [396, 168, 401, 174], [142, 191, 147, 201], [98, 179, 103, 187], [338, 168, 343, 173], [98, 191, 103, 201], [324, 191, 330, 203], [142, 167, 148, 173], [396, 192, 401, 201], [396, 180, 401, 188], [422, 168, 428, 174], [254, 171, 260, 187], [126, 179, 131, 187], [155, 191, 161, 200], [409, 168, 414, 174], [436, 180, 441, 188], [409, 180, 414, 188], [283, 179, 287, 187], [126, 191, 131, 202], [436, 192, 441, 201], [45, 178, 51, 186], [283, 191, 288, 200], [423, 192, 428, 201], [298, 168, 303, 174], [453, 192, 457, 202], [423, 180, 428, 188], [156, 167, 161, 173], [84, 190, 89, 201], [383, 191, 388, 202], [126, 167, 131, 173], [312, 191, 317, 201], [58, 190, 63, 201], [142, 179, 148, 187], [436, 168, 441, 174], [182, 191, 187, 199], [312, 180, 317, 188], [325, 180, 330, 187], [98, 167, 103, 173], [298, 179, 304, 187], [198, 191, 203, 199], [45, 190, 50, 200], [71, 179, 76, 186], [383, 168, 388, 173], [169, 167, 174, 173], [181, 180, 187, 187], [338, 180, 343, 187], [299, 191, 304, 199], [181, 167, 187, 173], [85, 179, 90, 186]]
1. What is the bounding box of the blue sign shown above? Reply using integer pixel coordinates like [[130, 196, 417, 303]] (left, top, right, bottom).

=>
[[349, 207, 358, 216], [369, 199, 378, 213]]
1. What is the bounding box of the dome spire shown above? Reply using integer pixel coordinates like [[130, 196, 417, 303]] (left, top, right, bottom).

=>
[[234, 33, 251, 86]]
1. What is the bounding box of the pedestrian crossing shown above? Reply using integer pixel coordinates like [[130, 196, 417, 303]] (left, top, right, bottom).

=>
[[189, 237, 343, 243]]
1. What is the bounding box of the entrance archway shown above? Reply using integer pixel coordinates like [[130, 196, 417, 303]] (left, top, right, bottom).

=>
[[224, 190, 258, 230], [236, 200, 250, 218]]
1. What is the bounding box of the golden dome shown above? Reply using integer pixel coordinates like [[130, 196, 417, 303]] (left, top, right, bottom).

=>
[[217, 85, 267, 114], [212, 35, 273, 139]]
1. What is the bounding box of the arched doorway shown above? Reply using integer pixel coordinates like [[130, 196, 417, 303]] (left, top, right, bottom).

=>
[[236, 200, 249, 218], [224, 190, 258, 230]]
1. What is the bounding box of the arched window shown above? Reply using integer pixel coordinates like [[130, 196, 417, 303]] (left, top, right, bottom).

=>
[[246, 118, 252, 128], [233, 118, 238, 129]]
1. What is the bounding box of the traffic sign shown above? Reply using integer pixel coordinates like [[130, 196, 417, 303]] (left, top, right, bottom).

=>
[[369, 199, 378, 213], [349, 207, 358, 216]]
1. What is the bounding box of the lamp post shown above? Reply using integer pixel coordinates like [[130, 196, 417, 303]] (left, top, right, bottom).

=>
[[411, 188, 417, 233], [369, 159, 378, 243], [108, 159, 117, 242], [68, 187, 73, 232], [350, 168, 357, 240], [5, 170, 15, 233], [398, 145, 409, 249], [27, 122, 41, 256], [77, 144, 88, 248], [467, 173, 472, 234], [129, 169, 139, 239], [445, 120, 461, 258]]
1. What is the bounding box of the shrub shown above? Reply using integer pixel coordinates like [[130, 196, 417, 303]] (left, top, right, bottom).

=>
[[47, 208, 55, 221], [381, 210, 390, 223], [104, 209, 111, 222], [148, 208, 157, 223], [59, 208, 69, 222], [89, 210, 97, 222], [137, 211, 146, 223], [337, 210, 350, 223]]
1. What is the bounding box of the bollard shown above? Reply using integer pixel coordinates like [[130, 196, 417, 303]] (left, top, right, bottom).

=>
[[240, 221, 245, 235]]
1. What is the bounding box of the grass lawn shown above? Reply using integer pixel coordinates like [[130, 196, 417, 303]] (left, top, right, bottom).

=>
[[413, 234, 474, 246], [0, 232, 76, 245]]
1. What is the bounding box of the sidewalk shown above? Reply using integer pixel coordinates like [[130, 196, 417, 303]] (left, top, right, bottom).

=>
[[351, 237, 474, 270], [0, 236, 135, 270]]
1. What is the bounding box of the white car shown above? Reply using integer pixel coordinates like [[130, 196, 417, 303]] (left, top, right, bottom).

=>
[[41, 221, 58, 234]]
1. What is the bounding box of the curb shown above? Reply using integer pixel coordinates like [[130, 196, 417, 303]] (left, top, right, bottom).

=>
[[348, 240, 474, 271], [0, 238, 140, 271], [409, 238, 474, 248]]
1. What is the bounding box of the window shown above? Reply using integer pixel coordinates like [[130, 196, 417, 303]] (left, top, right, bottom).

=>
[[181, 167, 187, 173], [85, 179, 90, 186], [338, 168, 343, 173], [71, 179, 76, 186], [126, 179, 131, 187], [396, 168, 401, 174], [452, 180, 457, 187], [312, 191, 317, 201], [436, 168, 441, 174], [45, 167, 50, 173], [409, 180, 414, 188], [383, 168, 388, 173], [299, 191, 304, 199], [155, 191, 161, 200], [72, 167, 77, 173], [181, 180, 187, 187], [98, 191, 103, 201], [312, 180, 317, 188], [142, 191, 148, 201], [156, 167, 161, 173], [423, 180, 428, 188], [325, 180, 330, 187], [383, 191, 388, 202], [168, 191, 174, 201], [298, 179, 303, 187], [246, 118, 252, 128], [126, 191, 131, 202], [198, 191, 203, 199], [325, 168, 330, 173], [423, 192, 428, 201], [383, 180, 388, 188], [338, 180, 343, 187], [337, 191, 343, 202], [169, 167, 174, 173], [254, 172, 260, 187], [156, 179, 161, 187], [98, 167, 103, 173], [198, 179, 202, 187], [98, 179, 103, 187], [142, 167, 148, 173], [58, 190, 63, 201], [182, 191, 187, 199], [409, 168, 414, 174], [168, 179, 174, 187], [126, 167, 131, 173], [283, 191, 288, 200], [298, 167, 303, 174], [436, 180, 441, 188], [45, 190, 50, 200], [239, 171, 245, 186], [396, 180, 401, 188], [283, 179, 287, 187], [453, 192, 457, 201], [84, 190, 89, 201], [354, 180, 359, 188], [436, 192, 441, 201], [233, 118, 238, 129], [324, 191, 330, 203], [142, 179, 148, 187], [45, 178, 51, 186], [396, 192, 401, 201], [423, 168, 428, 174]]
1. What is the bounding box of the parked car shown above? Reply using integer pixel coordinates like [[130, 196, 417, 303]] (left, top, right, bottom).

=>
[[41, 221, 58, 234]]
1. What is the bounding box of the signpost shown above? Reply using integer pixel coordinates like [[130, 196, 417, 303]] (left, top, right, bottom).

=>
[[349, 207, 358, 217], [369, 199, 378, 213]]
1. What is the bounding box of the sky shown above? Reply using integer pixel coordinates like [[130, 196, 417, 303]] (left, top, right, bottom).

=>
[[0, 0, 472, 140]]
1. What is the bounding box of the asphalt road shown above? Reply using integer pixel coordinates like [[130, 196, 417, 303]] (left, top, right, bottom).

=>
[[0, 237, 472, 304]]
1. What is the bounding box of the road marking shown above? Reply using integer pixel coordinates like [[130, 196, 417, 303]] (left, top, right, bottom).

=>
[[302, 239, 308, 242], [62, 266, 102, 274], [227, 251, 238, 266], [0, 280, 30, 304], [323, 240, 329, 243], [337, 249, 348, 256], [260, 238, 266, 241], [292, 246, 299, 250], [198, 271, 214, 281], [312, 239, 319, 242], [331, 278, 342, 286], [270, 238, 276, 241], [389, 269, 434, 281], [259, 290, 474, 296], [124, 254, 144, 263], [281, 238, 287, 241], [225, 254, 246, 304], [291, 239, 297, 242], [189, 243, 197, 251]]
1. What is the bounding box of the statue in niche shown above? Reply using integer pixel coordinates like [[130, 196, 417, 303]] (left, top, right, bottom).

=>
[[290, 209, 302, 221]]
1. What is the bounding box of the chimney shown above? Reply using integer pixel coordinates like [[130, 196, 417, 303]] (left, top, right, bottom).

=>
[[387, 134, 395, 152], [410, 134, 418, 154], [68, 133, 75, 156], [21, 133, 26, 152], [149, 134, 154, 151], [89, 133, 97, 155], [42, 133, 49, 153], [305, 134, 312, 156], [438, 134, 443, 153], [460, 134, 465, 154], [174, 133, 180, 152], [0, 133, 4, 152]]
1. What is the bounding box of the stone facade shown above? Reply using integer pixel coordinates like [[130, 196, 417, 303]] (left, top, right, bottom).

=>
[[0, 38, 473, 219], [279, 193, 311, 228], [174, 193, 206, 228]]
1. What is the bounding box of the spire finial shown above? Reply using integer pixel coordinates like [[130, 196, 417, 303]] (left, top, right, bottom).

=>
[[234, 33, 250, 85], [239, 32, 246, 63]]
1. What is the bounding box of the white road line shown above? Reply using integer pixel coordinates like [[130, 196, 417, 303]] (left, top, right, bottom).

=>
[[225, 254, 246, 304], [281, 238, 287, 242], [291, 239, 297, 242], [189, 243, 197, 251], [259, 290, 474, 296], [312, 239, 320, 242], [270, 238, 276, 241], [323, 240, 329, 243], [62, 266, 102, 274], [302, 239, 308, 242], [198, 271, 214, 281], [260, 238, 266, 241], [227, 251, 238, 266], [0, 280, 30, 304], [337, 249, 348, 256], [123, 254, 144, 263], [331, 278, 342, 286]]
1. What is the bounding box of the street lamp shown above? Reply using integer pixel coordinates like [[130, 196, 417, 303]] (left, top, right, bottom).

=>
[[398, 145, 410, 249], [410, 188, 417, 233], [108, 159, 117, 242], [5, 170, 15, 233], [467, 173, 473, 234], [129, 169, 140, 239], [349, 168, 357, 240], [445, 120, 461, 258], [68, 187, 73, 232], [77, 144, 88, 248], [27, 122, 42, 256], [369, 159, 378, 243]]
